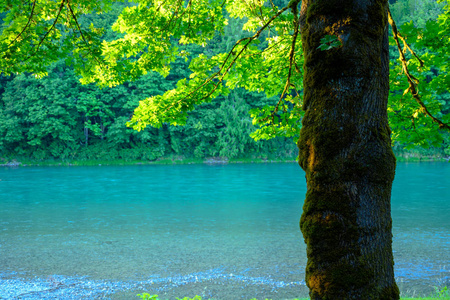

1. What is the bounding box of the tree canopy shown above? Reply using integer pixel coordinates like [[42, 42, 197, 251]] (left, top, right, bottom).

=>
[[1, 0, 448, 152]]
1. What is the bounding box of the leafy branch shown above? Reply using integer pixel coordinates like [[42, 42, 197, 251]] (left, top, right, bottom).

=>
[[2, 0, 65, 71], [272, 1, 301, 120], [152, 2, 294, 117], [388, 7, 450, 131], [184, 0, 301, 118], [2, 0, 37, 50], [66, 0, 105, 68], [317, 35, 342, 51]]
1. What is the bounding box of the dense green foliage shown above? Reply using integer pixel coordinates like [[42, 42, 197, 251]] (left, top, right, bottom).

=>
[[0, 66, 297, 161], [0, 2, 297, 162], [389, 0, 450, 153], [390, 0, 446, 27], [0, 0, 448, 162]]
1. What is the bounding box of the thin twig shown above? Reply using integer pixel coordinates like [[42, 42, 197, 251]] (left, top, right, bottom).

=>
[[160, 0, 191, 34], [398, 32, 424, 67], [184, 4, 291, 101], [241, 36, 288, 59], [272, 5, 300, 119], [67, 0, 105, 67], [160, 0, 184, 33], [269, 0, 277, 10], [5, 0, 66, 70], [29, 0, 65, 54], [3, 0, 37, 49]]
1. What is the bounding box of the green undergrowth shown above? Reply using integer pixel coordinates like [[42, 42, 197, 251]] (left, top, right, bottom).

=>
[[1, 154, 448, 168], [0, 156, 297, 167], [395, 155, 449, 162], [393, 146, 449, 162], [137, 286, 450, 300], [2, 146, 449, 167], [137, 296, 450, 300]]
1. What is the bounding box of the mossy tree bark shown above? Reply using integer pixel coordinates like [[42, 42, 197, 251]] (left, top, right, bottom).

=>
[[297, 0, 400, 299]]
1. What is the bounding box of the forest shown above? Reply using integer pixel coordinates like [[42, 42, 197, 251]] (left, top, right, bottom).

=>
[[0, 0, 448, 164]]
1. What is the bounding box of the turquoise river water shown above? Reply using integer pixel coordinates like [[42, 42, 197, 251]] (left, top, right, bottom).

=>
[[0, 162, 449, 299]]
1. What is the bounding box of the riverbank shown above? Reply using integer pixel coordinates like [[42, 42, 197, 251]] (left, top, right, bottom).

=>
[[395, 153, 449, 162], [0, 153, 448, 167], [145, 294, 450, 300], [0, 156, 297, 167], [1, 272, 447, 300]]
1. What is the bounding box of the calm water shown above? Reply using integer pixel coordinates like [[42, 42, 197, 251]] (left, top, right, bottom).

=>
[[0, 162, 448, 299]]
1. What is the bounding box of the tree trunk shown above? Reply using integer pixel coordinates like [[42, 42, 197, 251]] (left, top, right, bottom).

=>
[[84, 116, 89, 147], [297, 0, 400, 299]]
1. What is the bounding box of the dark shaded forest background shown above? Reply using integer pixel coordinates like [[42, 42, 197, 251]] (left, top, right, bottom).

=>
[[0, 0, 448, 163]]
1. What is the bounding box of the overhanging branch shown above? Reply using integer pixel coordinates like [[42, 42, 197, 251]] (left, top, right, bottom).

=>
[[3, 0, 37, 50], [388, 7, 450, 131], [273, 3, 300, 119], [179, 3, 292, 102]]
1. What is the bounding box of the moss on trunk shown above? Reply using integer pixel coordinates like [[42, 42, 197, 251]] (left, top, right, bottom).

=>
[[297, 0, 400, 299]]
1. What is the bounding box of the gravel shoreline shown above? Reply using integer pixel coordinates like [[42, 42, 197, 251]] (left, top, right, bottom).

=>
[[0, 270, 306, 299]]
